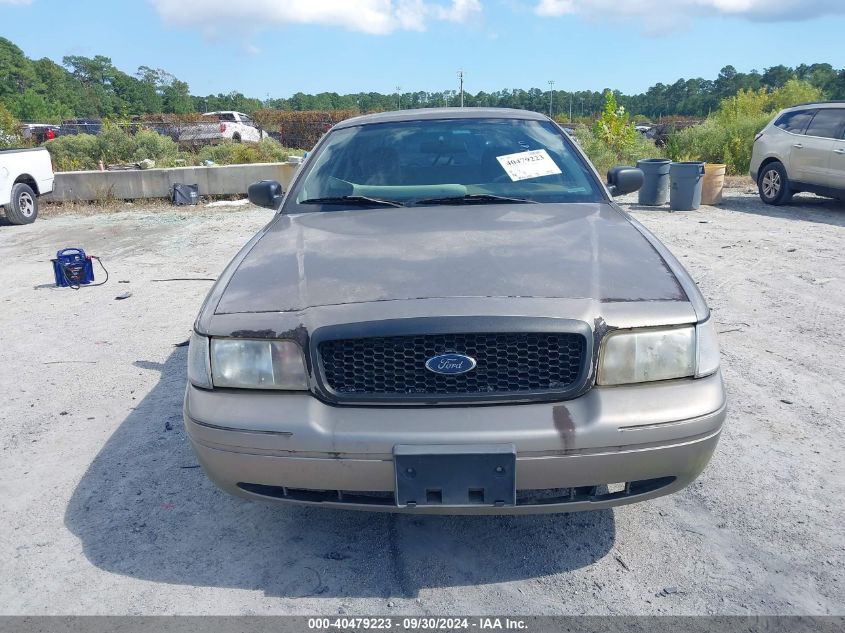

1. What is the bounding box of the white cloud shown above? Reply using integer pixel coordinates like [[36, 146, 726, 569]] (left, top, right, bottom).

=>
[[535, 0, 845, 26], [434, 0, 482, 22], [535, 0, 574, 16], [0, 0, 34, 5], [150, 0, 481, 35]]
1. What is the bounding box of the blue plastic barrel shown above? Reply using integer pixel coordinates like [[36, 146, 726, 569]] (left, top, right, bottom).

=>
[[637, 159, 671, 206], [669, 161, 705, 211]]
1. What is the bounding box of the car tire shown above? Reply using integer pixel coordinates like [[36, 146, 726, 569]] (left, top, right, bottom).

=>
[[5, 183, 39, 225], [232, 133, 242, 143], [757, 162, 793, 205]]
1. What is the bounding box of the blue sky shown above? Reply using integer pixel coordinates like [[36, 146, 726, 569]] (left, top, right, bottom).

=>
[[1, 0, 844, 98]]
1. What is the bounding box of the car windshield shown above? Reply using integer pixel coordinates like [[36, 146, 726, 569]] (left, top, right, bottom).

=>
[[286, 117, 604, 211]]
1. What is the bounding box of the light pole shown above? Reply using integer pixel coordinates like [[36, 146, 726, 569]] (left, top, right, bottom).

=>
[[569, 93, 573, 123], [548, 80, 555, 118], [396, 85, 402, 110], [457, 69, 465, 108]]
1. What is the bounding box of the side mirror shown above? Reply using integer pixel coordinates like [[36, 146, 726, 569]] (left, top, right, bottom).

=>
[[607, 166, 644, 197], [248, 180, 284, 209]]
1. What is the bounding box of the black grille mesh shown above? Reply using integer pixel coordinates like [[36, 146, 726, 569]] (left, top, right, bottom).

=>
[[318, 332, 585, 398]]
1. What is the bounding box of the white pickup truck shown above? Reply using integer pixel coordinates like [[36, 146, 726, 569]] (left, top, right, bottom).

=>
[[0, 147, 55, 224], [178, 111, 266, 145]]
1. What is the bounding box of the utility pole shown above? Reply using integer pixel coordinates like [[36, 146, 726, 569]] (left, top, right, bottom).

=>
[[548, 80, 555, 118], [396, 85, 402, 110], [569, 93, 573, 123], [458, 69, 465, 108]]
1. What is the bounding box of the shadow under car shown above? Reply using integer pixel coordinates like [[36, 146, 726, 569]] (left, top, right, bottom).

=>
[[64, 348, 617, 598]]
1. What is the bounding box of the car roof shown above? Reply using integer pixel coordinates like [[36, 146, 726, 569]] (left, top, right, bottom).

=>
[[333, 107, 550, 130], [786, 101, 845, 110]]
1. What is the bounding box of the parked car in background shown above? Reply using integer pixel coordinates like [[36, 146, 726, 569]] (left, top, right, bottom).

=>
[[20, 123, 60, 144], [178, 111, 266, 146], [0, 147, 55, 224], [645, 119, 701, 148], [751, 101, 845, 205], [136, 119, 180, 142], [59, 118, 103, 136], [185, 108, 725, 515]]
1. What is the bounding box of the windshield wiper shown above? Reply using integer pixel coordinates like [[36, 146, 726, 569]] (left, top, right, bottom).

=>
[[414, 194, 537, 206], [299, 196, 405, 208]]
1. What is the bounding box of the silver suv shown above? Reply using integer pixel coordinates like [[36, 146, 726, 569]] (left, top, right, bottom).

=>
[[750, 101, 845, 205]]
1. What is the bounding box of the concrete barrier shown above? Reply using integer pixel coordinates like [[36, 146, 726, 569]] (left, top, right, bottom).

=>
[[47, 162, 300, 202]]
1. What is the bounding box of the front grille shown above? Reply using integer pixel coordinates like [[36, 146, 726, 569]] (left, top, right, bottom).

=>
[[317, 332, 586, 402]]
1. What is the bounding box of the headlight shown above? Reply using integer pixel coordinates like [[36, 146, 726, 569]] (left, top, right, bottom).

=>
[[598, 326, 695, 386], [210, 338, 308, 390], [187, 331, 212, 389], [695, 318, 720, 378]]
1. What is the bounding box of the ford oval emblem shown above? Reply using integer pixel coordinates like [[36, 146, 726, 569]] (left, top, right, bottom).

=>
[[425, 353, 477, 375]]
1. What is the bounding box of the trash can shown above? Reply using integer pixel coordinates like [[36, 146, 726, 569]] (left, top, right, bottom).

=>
[[636, 159, 671, 206], [701, 163, 726, 205], [669, 161, 705, 211]]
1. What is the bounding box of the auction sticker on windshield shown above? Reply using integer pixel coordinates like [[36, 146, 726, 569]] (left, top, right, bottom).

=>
[[496, 149, 562, 181]]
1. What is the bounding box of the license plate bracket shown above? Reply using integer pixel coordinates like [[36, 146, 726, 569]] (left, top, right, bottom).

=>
[[394, 444, 516, 508]]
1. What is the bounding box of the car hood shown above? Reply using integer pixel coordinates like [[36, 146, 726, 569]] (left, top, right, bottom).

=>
[[214, 203, 686, 314]]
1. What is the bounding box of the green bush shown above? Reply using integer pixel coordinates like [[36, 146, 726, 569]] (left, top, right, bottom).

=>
[[45, 124, 181, 171], [45, 126, 305, 172], [592, 90, 637, 156], [0, 103, 23, 149], [197, 138, 301, 165], [44, 134, 101, 170], [132, 129, 180, 165], [666, 115, 771, 175], [571, 90, 664, 177], [95, 123, 138, 165], [666, 79, 826, 175], [574, 125, 664, 178]]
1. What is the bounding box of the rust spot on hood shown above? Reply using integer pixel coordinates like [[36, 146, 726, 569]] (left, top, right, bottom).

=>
[[593, 316, 614, 340], [592, 316, 618, 376], [279, 324, 309, 348], [229, 324, 309, 348], [230, 329, 279, 339]]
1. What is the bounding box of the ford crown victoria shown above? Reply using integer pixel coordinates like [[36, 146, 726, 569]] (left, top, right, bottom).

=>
[[184, 108, 726, 514]]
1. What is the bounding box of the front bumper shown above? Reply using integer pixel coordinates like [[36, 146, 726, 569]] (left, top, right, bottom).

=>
[[184, 372, 726, 514]]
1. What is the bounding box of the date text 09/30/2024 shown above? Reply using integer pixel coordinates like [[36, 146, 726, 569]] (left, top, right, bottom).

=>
[[307, 616, 529, 630]]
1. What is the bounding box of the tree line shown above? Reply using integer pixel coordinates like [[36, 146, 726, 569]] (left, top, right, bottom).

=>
[[2, 36, 844, 123]]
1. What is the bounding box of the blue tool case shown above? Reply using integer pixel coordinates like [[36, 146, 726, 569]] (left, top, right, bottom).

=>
[[52, 248, 95, 287]]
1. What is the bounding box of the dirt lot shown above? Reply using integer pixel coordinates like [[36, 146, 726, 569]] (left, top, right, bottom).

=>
[[0, 186, 843, 615]]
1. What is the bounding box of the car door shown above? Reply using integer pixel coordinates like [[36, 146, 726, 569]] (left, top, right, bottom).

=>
[[826, 112, 845, 191], [798, 109, 845, 187], [0, 161, 9, 205]]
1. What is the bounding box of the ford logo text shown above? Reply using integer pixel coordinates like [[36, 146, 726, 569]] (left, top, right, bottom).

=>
[[425, 353, 477, 375]]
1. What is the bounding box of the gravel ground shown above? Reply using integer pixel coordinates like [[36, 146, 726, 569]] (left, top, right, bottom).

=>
[[0, 188, 843, 616]]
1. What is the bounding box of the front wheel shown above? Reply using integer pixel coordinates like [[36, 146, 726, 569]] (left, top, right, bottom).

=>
[[5, 183, 39, 224], [758, 162, 792, 205]]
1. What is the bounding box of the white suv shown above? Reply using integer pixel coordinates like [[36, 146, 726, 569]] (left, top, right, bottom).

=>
[[750, 102, 845, 205]]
